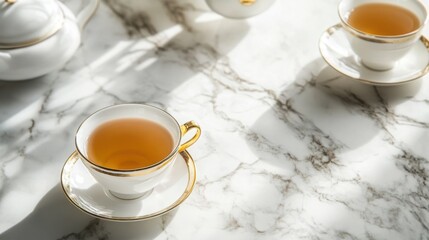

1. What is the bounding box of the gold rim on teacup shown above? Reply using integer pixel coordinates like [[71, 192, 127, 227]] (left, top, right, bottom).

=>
[[75, 104, 201, 177], [338, 0, 428, 44], [319, 24, 429, 86]]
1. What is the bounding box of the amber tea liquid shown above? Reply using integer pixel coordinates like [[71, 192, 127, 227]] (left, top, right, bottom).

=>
[[347, 3, 420, 36], [87, 118, 174, 170]]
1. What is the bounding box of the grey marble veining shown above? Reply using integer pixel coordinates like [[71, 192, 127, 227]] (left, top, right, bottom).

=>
[[1, 0, 429, 239]]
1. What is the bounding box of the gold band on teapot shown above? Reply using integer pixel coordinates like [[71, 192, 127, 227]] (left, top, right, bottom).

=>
[[0, 3, 64, 49], [240, 0, 255, 6]]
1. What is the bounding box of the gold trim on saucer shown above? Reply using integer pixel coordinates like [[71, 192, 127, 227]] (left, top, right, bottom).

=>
[[319, 24, 429, 86], [60, 150, 197, 222]]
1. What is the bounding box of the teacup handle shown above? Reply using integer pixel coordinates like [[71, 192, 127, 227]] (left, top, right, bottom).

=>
[[178, 121, 201, 152]]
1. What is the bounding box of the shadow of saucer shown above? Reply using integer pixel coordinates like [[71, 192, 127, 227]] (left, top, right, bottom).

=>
[[0, 184, 177, 240], [0, 184, 93, 240], [100, 208, 178, 240], [316, 60, 423, 105], [247, 58, 423, 170]]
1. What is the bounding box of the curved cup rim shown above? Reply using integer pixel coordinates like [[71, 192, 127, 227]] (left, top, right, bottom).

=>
[[74, 103, 184, 173], [338, 0, 428, 41]]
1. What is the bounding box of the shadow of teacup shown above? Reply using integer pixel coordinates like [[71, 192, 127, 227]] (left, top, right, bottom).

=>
[[316, 59, 423, 106], [0, 184, 93, 240], [246, 58, 424, 170], [0, 184, 177, 240]]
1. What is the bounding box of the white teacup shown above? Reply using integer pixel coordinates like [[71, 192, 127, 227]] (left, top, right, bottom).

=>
[[206, 0, 276, 19], [338, 0, 428, 71], [75, 104, 201, 200]]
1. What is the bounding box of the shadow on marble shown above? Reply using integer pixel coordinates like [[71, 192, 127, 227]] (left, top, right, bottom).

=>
[[72, 0, 250, 104], [0, 183, 177, 240], [246, 58, 424, 170], [0, 184, 93, 240], [1, 0, 250, 124], [0, 0, 251, 180], [0, 75, 55, 124], [100, 208, 177, 240], [315, 61, 423, 106]]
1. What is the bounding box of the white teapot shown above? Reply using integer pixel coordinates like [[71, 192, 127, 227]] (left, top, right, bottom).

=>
[[0, 0, 99, 81]]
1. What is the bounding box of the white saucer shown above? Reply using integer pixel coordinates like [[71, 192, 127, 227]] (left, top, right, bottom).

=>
[[61, 150, 196, 221], [319, 24, 429, 86]]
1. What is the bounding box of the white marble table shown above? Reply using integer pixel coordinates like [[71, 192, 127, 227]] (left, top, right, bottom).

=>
[[1, 0, 429, 239]]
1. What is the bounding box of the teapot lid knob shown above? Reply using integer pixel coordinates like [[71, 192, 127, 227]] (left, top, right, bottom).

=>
[[240, 0, 256, 6]]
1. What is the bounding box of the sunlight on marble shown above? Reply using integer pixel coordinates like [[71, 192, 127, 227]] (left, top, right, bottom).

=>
[[0, 0, 429, 239]]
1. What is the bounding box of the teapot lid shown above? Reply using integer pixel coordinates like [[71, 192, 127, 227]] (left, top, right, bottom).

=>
[[0, 0, 64, 49]]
